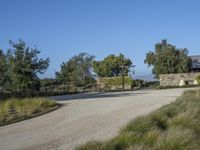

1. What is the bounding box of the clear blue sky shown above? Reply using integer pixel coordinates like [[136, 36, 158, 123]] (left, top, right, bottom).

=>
[[1, 0, 200, 79]]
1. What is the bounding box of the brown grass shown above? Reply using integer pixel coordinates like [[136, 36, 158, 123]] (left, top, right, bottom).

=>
[[0, 97, 58, 126]]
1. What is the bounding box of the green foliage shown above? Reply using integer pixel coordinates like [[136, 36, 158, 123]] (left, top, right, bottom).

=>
[[98, 76, 133, 91], [155, 128, 197, 150], [144, 81, 159, 88], [0, 98, 58, 126], [0, 40, 49, 93], [56, 53, 95, 86], [76, 89, 200, 150], [196, 76, 200, 84], [0, 49, 8, 90], [93, 54, 132, 77], [132, 79, 144, 87], [144, 40, 191, 78], [121, 116, 156, 134], [99, 76, 132, 86], [157, 84, 200, 90], [40, 78, 60, 91], [77, 141, 103, 150]]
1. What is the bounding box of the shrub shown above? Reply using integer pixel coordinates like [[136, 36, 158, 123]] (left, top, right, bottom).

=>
[[196, 76, 200, 84], [143, 81, 159, 88], [132, 80, 144, 88]]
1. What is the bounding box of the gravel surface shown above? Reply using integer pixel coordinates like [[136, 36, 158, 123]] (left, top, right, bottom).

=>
[[0, 88, 187, 150]]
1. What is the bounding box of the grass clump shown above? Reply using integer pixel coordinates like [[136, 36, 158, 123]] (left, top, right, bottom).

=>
[[76, 89, 200, 150], [0, 97, 58, 126], [155, 128, 199, 150], [121, 116, 156, 134]]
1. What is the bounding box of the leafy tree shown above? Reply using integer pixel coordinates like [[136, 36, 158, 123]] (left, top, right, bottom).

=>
[[41, 78, 59, 87], [56, 53, 95, 86], [144, 40, 191, 78], [93, 54, 132, 77], [6, 40, 49, 92], [0, 49, 8, 90]]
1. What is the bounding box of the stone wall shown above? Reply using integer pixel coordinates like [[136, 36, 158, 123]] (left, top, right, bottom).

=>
[[159, 73, 200, 86], [97, 76, 132, 91]]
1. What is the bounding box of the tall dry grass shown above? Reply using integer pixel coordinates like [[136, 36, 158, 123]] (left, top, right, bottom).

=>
[[0, 98, 58, 126]]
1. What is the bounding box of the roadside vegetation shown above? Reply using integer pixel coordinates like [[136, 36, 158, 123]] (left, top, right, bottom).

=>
[[76, 89, 200, 150], [145, 40, 191, 78], [0, 39, 198, 97], [0, 40, 135, 97], [0, 98, 58, 126], [157, 85, 200, 90], [197, 76, 200, 84]]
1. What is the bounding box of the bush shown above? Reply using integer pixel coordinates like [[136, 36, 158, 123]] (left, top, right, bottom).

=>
[[143, 81, 159, 88], [132, 79, 144, 88], [196, 76, 200, 84]]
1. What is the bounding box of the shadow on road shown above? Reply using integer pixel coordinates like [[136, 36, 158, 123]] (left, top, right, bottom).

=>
[[50, 91, 148, 101]]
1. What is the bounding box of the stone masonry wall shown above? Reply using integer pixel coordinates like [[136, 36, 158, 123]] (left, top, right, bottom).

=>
[[159, 73, 200, 86], [97, 76, 132, 91]]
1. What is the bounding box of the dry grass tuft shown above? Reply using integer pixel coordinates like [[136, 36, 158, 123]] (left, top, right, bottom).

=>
[[0, 97, 58, 126]]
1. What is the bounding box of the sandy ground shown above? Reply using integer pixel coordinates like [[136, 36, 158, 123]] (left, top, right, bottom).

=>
[[0, 88, 187, 150]]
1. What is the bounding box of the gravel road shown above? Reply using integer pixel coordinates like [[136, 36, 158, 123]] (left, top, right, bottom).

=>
[[0, 88, 187, 150]]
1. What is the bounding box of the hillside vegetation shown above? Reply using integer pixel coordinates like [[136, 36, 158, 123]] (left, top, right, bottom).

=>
[[77, 89, 200, 150]]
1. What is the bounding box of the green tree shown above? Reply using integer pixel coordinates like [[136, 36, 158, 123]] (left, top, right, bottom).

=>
[[6, 40, 49, 92], [40, 78, 59, 91], [56, 53, 95, 86], [93, 54, 132, 77], [144, 40, 191, 78], [0, 49, 8, 90]]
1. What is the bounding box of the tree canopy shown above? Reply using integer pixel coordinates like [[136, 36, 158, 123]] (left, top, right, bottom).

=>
[[93, 54, 132, 77], [144, 40, 191, 78], [0, 49, 8, 89], [0, 40, 49, 92], [56, 53, 95, 86]]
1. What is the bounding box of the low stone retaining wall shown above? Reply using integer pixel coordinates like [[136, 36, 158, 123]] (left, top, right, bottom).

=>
[[97, 76, 132, 91], [159, 73, 200, 86]]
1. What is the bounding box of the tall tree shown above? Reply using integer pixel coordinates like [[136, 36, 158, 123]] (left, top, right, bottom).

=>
[[144, 40, 191, 78], [6, 40, 49, 92], [56, 53, 95, 86], [93, 54, 132, 77]]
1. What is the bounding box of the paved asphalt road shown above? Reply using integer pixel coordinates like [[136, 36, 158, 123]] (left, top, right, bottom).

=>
[[0, 88, 187, 150]]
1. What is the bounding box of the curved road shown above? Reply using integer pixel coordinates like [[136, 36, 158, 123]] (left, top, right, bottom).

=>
[[0, 89, 186, 150]]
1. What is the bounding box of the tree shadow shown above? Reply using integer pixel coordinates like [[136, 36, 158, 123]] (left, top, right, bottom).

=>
[[50, 91, 147, 101]]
